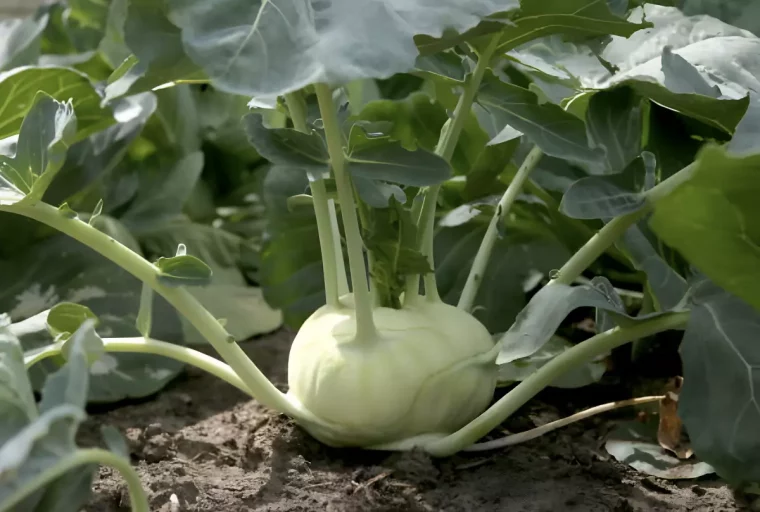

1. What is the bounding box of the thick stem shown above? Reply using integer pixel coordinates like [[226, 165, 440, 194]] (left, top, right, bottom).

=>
[[423, 311, 690, 456], [458, 146, 543, 311], [423, 220, 440, 302], [1, 448, 149, 512], [25, 337, 251, 395], [547, 208, 648, 287], [285, 92, 341, 307], [328, 199, 350, 296], [1, 202, 310, 422], [410, 35, 502, 300], [314, 83, 375, 339], [464, 395, 663, 451], [547, 161, 698, 287]]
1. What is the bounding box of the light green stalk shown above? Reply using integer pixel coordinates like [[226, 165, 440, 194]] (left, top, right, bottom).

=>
[[26, 337, 250, 395], [457, 146, 544, 311], [548, 161, 697, 287], [1, 201, 319, 425], [1, 448, 149, 512], [314, 83, 376, 339], [284, 91, 342, 307], [424, 311, 690, 456], [406, 35, 502, 303]]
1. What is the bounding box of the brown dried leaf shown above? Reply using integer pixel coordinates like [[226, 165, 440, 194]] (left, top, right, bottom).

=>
[[657, 376, 693, 459]]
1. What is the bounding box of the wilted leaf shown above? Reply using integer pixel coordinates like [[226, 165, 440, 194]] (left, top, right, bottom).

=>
[[605, 419, 715, 480]]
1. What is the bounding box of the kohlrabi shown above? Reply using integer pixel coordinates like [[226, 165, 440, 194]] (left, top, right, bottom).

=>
[[5, 1, 745, 510]]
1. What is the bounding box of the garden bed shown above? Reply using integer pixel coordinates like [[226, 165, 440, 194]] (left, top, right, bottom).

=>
[[79, 331, 742, 512]]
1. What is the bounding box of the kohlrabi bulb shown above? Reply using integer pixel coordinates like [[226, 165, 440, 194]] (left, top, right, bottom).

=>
[[286, 294, 497, 447]]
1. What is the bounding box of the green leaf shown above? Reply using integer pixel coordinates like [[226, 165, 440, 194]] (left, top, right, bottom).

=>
[[415, 0, 647, 55], [497, 277, 677, 364], [352, 92, 487, 175], [435, 224, 570, 334], [46, 303, 98, 339], [353, 177, 406, 208], [166, 0, 510, 98], [119, 151, 204, 234], [0, 314, 37, 443], [62, 0, 112, 52], [348, 142, 452, 187], [43, 92, 158, 211], [0, 322, 103, 511], [680, 0, 760, 37], [649, 132, 760, 313], [104, 0, 205, 101], [463, 139, 520, 201], [363, 198, 431, 308], [478, 72, 605, 166], [0, 93, 76, 207], [593, 5, 759, 133], [617, 224, 688, 312], [243, 114, 330, 180], [678, 278, 760, 483], [661, 45, 721, 98], [257, 166, 325, 328], [585, 87, 645, 174], [0, 9, 49, 71], [498, 335, 607, 388], [0, 66, 113, 141], [137, 219, 283, 343], [559, 151, 656, 219], [605, 419, 716, 480], [494, 0, 652, 52], [0, 234, 184, 403], [155, 254, 213, 287]]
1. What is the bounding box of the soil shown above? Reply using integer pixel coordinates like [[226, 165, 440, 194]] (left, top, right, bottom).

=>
[[78, 330, 750, 512]]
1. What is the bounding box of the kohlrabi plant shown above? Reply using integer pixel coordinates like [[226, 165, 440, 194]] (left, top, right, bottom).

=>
[[2, 0, 760, 510]]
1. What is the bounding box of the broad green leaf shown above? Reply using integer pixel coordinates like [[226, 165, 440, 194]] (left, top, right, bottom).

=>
[[0, 235, 184, 403], [348, 142, 452, 187], [46, 303, 98, 339], [435, 223, 570, 334], [592, 5, 760, 133], [0, 314, 37, 442], [352, 92, 488, 175], [678, 278, 760, 483], [353, 177, 406, 208], [104, 0, 205, 101], [138, 219, 283, 343], [559, 151, 656, 219], [660, 45, 721, 98], [141, 84, 201, 155], [585, 87, 644, 174], [478, 72, 605, 166], [498, 335, 607, 388], [463, 139, 520, 201], [496, 277, 678, 364], [244, 114, 330, 180], [166, 0, 510, 98], [0, 9, 49, 71], [0, 93, 76, 207], [494, 0, 652, 52], [155, 254, 213, 287], [257, 165, 325, 328], [681, 0, 760, 37], [119, 151, 204, 233], [415, 0, 647, 55], [617, 224, 688, 312], [649, 136, 760, 313], [413, 52, 467, 84], [0, 66, 113, 141], [0, 322, 101, 512], [44, 92, 158, 211], [605, 420, 716, 480], [62, 0, 112, 52]]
